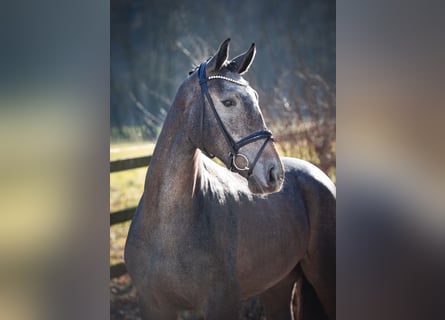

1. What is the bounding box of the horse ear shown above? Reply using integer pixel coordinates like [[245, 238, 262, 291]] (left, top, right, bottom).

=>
[[228, 43, 256, 75], [207, 38, 230, 72]]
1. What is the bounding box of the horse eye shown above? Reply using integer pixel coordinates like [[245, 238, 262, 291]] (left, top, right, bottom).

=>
[[222, 99, 236, 107]]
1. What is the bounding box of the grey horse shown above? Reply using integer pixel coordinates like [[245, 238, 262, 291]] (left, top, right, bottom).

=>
[[125, 39, 335, 320]]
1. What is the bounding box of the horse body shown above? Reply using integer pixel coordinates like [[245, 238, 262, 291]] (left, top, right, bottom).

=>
[[199, 156, 312, 299], [125, 39, 335, 320]]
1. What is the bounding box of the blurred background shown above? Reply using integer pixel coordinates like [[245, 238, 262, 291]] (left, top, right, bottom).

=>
[[111, 0, 335, 147], [110, 1, 335, 318]]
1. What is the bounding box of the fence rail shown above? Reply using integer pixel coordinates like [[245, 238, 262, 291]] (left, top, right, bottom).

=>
[[110, 155, 152, 173], [110, 154, 151, 278]]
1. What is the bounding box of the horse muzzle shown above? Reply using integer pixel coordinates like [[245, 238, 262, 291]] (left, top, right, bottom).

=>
[[247, 156, 284, 194]]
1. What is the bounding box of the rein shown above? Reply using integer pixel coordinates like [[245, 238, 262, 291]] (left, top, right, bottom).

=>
[[198, 62, 273, 176]]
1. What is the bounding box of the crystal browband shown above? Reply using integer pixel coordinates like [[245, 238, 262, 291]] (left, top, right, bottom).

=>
[[207, 75, 248, 87]]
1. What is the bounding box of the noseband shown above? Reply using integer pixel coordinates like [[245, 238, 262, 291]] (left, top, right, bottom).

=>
[[198, 62, 273, 177]]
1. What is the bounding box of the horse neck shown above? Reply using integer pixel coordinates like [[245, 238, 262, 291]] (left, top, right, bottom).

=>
[[143, 101, 201, 214]]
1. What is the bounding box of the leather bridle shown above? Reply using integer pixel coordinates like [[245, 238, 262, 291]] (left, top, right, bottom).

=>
[[197, 62, 273, 177]]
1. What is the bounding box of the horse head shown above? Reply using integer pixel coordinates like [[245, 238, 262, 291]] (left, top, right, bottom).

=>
[[183, 38, 284, 194]]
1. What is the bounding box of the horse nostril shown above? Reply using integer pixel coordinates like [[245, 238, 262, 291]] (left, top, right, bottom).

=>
[[268, 166, 277, 184]]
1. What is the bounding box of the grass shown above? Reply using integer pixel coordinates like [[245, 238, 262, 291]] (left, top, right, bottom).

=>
[[110, 142, 155, 161], [110, 143, 154, 265]]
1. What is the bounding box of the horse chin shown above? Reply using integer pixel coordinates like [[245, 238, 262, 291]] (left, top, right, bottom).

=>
[[248, 175, 283, 195]]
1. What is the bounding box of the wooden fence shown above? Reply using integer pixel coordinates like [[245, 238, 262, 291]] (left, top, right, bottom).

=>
[[110, 155, 151, 279]]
